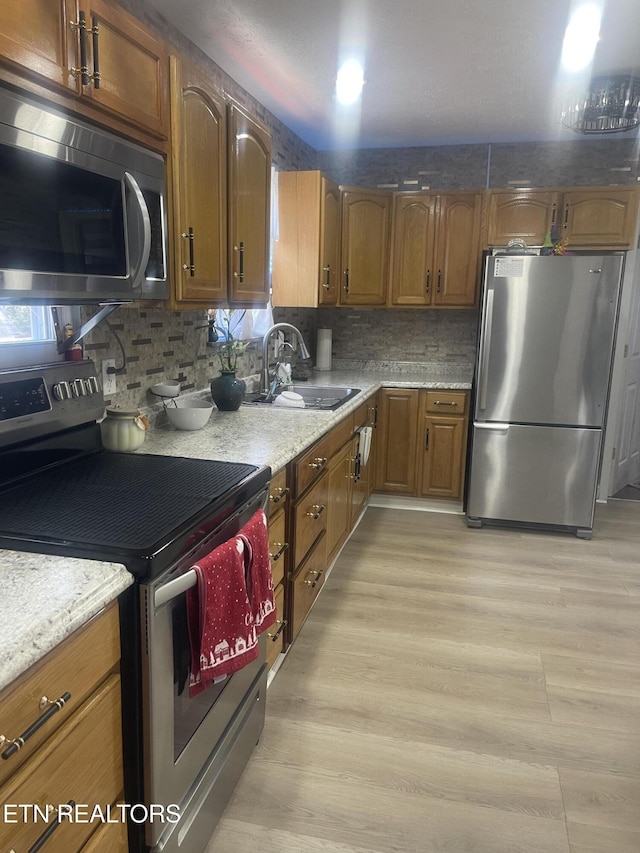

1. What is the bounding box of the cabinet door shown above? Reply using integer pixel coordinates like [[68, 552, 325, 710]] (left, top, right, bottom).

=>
[[350, 432, 369, 525], [0, 0, 76, 93], [340, 189, 391, 305], [271, 171, 339, 307], [289, 533, 326, 642], [170, 55, 226, 304], [562, 188, 640, 248], [485, 190, 561, 247], [228, 101, 271, 305], [390, 193, 437, 306], [419, 415, 466, 499], [326, 442, 352, 565], [375, 388, 420, 494], [319, 175, 340, 305], [82, 0, 168, 138], [265, 584, 285, 669], [433, 192, 482, 306]]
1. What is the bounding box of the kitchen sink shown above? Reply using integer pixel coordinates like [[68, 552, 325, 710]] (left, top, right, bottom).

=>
[[243, 385, 361, 411]]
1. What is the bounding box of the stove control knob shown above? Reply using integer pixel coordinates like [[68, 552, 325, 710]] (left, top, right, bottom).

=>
[[71, 378, 87, 397], [52, 381, 72, 401], [86, 376, 100, 395]]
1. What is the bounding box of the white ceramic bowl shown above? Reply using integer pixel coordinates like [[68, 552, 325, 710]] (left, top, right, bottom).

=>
[[273, 391, 305, 408], [165, 399, 213, 430], [151, 380, 181, 398]]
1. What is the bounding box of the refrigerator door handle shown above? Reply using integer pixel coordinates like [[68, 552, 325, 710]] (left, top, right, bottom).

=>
[[477, 288, 495, 411], [474, 422, 509, 432]]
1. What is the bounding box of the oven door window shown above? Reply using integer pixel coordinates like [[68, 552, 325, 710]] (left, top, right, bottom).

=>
[[0, 143, 126, 276], [172, 595, 229, 762]]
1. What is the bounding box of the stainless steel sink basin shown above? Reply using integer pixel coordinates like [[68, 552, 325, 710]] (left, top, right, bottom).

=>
[[243, 385, 361, 411]]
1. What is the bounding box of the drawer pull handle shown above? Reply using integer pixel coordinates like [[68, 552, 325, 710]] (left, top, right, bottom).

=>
[[1, 692, 71, 760], [270, 542, 289, 561], [305, 504, 325, 520], [267, 618, 288, 642], [308, 457, 327, 470], [269, 486, 290, 504], [27, 799, 75, 852], [434, 400, 458, 407], [304, 569, 323, 588]]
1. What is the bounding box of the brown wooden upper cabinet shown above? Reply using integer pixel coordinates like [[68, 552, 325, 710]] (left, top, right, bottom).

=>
[[168, 55, 227, 306], [340, 188, 392, 305], [485, 187, 639, 249], [390, 191, 482, 307], [0, 0, 168, 139], [484, 189, 562, 248], [272, 170, 340, 307], [560, 188, 640, 248], [227, 101, 271, 305]]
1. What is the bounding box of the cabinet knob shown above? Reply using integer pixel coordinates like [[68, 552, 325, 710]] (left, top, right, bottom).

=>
[[304, 569, 323, 588], [308, 457, 327, 469], [269, 486, 290, 504], [269, 542, 289, 561], [305, 504, 325, 520]]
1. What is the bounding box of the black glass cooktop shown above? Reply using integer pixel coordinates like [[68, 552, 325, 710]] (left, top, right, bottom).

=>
[[0, 452, 268, 569]]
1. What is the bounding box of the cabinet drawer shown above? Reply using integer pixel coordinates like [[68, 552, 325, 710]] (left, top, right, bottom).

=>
[[424, 390, 467, 416], [0, 603, 120, 786], [293, 432, 332, 496], [353, 400, 370, 429], [290, 534, 326, 641], [329, 412, 354, 456], [80, 815, 129, 851], [265, 584, 286, 669], [294, 473, 328, 567], [268, 468, 290, 516], [269, 507, 288, 589], [0, 674, 123, 853]]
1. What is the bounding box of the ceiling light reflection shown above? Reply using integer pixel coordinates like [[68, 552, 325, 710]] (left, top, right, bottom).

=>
[[336, 59, 364, 105], [561, 3, 601, 72]]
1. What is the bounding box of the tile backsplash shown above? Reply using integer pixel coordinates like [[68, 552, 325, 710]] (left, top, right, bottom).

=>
[[82, 305, 262, 410]]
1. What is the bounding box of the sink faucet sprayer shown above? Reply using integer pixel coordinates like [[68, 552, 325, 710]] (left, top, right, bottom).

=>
[[261, 323, 311, 394]]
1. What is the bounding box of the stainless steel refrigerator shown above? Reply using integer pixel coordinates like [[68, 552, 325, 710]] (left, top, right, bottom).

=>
[[466, 252, 623, 539]]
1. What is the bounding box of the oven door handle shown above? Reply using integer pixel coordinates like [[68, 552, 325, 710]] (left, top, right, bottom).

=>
[[154, 568, 197, 608]]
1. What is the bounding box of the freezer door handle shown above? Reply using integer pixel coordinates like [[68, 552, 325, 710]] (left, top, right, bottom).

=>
[[474, 422, 509, 432], [477, 288, 495, 411]]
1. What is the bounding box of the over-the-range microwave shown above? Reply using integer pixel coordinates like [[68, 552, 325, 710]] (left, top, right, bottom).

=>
[[0, 86, 168, 304]]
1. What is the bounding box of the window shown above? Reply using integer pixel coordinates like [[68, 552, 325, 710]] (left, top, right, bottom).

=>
[[0, 305, 70, 369]]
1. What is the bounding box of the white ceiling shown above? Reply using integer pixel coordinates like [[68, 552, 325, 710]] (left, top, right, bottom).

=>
[[146, 0, 640, 150]]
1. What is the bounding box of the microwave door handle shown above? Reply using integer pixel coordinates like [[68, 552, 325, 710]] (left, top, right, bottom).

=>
[[124, 171, 151, 291]]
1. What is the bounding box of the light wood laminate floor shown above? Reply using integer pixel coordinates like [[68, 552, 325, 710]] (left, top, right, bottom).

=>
[[206, 501, 640, 853]]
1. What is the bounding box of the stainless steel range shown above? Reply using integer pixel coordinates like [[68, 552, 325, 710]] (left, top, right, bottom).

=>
[[0, 360, 271, 853]]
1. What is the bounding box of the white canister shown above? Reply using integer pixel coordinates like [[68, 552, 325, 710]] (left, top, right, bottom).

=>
[[100, 409, 148, 452]]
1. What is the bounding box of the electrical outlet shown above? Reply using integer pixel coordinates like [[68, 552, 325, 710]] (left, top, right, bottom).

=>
[[102, 359, 116, 396]]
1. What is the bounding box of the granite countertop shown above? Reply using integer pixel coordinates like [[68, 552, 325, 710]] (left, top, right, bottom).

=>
[[0, 554, 132, 692], [0, 364, 471, 689], [141, 365, 473, 473]]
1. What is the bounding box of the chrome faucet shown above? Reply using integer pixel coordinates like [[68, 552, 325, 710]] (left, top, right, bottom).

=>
[[261, 323, 311, 393]]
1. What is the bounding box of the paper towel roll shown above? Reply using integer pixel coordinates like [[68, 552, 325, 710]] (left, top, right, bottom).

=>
[[315, 328, 332, 371]]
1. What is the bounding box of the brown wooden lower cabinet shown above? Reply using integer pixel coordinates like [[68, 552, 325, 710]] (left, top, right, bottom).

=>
[[289, 531, 327, 641], [375, 388, 420, 493], [80, 815, 129, 851], [326, 439, 353, 566], [0, 604, 125, 853], [0, 675, 123, 853], [265, 584, 286, 669], [375, 387, 469, 501]]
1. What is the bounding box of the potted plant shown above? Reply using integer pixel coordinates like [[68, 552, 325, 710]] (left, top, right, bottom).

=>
[[209, 309, 249, 411]]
